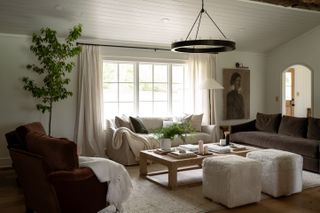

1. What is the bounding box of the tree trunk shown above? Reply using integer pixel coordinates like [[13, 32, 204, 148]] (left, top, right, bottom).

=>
[[48, 101, 52, 136]]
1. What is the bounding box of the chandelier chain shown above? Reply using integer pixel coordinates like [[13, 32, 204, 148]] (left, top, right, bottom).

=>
[[195, 12, 203, 40], [204, 10, 227, 39], [185, 10, 202, 40]]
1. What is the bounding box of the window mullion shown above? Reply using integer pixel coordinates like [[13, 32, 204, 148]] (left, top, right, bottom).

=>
[[183, 65, 186, 113], [135, 62, 139, 116], [152, 64, 154, 114], [117, 63, 120, 115], [168, 64, 172, 115]]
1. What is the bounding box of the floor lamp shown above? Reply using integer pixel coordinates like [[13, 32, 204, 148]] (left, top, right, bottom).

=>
[[201, 78, 224, 124]]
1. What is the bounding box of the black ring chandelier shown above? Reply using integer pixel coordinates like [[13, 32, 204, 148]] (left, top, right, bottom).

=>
[[171, 0, 236, 54]]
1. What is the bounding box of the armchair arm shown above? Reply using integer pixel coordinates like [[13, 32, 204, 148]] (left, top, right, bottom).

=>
[[48, 167, 108, 213], [105, 127, 115, 146], [48, 167, 95, 182], [230, 120, 256, 134], [201, 125, 216, 142], [105, 127, 137, 165]]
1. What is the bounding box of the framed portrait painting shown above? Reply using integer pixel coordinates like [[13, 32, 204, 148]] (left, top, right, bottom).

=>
[[223, 68, 250, 120]]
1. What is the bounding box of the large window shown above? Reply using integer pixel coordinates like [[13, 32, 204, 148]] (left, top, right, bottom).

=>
[[103, 60, 187, 118]]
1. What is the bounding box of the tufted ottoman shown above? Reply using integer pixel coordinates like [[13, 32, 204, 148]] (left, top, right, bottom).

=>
[[202, 155, 262, 208], [247, 149, 303, 197]]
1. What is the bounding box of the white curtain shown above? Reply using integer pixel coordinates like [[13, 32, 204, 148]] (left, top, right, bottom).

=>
[[186, 54, 218, 124], [75, 45, 105, 157]]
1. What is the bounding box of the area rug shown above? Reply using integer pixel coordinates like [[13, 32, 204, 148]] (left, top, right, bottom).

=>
[[122, 164, 320, 213]]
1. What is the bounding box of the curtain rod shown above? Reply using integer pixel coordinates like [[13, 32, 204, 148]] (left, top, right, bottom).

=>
[[76, 42, 171, 52]]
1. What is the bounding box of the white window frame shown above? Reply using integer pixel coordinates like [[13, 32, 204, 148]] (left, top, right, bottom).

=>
[[102, 57, 187, 117]]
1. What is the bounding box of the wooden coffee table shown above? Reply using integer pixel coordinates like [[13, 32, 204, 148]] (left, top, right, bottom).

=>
[[139, 144, 257, 190]]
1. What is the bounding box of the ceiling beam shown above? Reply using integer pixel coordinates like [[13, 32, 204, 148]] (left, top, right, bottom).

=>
[[248, 0, 320, 12]]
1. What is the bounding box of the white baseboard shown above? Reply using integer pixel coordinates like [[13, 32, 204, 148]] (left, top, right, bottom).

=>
[[0, 158, 12, 168]]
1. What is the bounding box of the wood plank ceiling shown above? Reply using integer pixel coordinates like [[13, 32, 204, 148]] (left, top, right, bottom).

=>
[[0, 0, 320, 52], [249, 0, 320, 12]]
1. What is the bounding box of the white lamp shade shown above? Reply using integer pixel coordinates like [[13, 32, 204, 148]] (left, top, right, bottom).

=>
[[201, 78, 224, 90]]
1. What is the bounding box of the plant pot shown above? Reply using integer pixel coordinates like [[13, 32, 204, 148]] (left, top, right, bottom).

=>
[[160, 138, 172, 151]]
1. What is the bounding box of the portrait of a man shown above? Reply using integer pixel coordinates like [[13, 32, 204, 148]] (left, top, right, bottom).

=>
[[223, 69, 250, 120]]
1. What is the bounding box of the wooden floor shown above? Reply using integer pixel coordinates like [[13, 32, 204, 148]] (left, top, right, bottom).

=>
[[1, 168, 320, 213], [210, 187, 320, 213]]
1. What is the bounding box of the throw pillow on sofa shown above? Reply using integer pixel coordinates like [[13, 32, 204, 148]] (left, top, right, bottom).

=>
[[278, 116, 308, 138], [307, 117, 320, 140], [182, 113, 203, 132], [129, 117, 148, 134], [115, 115, 132, 130], [191, 114, 203, 132], [255, 112, 282, 133]]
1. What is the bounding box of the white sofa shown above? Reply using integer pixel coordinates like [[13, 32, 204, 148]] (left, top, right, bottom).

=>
[[105, 117, 216, 165]]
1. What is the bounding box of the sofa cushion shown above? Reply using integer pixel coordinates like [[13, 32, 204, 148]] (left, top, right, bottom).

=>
[[139, 117, 172, 132], [183, 114, 203, 132], [255, 113, 281, 133], [191, 114, 203, 132], [231, 131, 319, 158], [114, 116, 132, 130], [26, 132, 79, 172], [307, 117, 320, 140], [163, 120, 174, 128], [129, 117, 148, 134], [278, 116, 308, 138]]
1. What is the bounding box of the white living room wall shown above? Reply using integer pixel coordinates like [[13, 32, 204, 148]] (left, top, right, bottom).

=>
[[266, 25, 320, 117], [0, 34, 267, 167]]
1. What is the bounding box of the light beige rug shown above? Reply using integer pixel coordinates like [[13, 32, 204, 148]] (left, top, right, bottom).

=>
[[122, 164, 320, 213]]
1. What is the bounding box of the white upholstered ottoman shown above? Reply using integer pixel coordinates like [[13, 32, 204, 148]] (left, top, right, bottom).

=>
[[246, 149, 303, 197], [202, 155, 262, 208]]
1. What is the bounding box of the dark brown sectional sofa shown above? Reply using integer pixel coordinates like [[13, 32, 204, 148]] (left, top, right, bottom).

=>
[[230, 113, 320, 173]]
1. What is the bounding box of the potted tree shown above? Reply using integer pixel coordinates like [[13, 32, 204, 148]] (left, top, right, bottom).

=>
[[22, 25, 82, 136], [155, 122, 193, 150]]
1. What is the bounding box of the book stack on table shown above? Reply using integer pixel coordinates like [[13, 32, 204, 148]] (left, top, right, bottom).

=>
[[178, 144, 198, 152], [168, 151, 197, 159], [207, 144, 231, 154]]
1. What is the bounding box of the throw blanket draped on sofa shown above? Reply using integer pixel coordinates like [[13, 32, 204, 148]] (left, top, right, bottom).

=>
[[79, 156, 133, 212], [112, 127, 159, 159]]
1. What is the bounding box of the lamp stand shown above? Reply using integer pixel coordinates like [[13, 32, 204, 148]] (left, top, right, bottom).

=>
[[208, 89, 212, 125]]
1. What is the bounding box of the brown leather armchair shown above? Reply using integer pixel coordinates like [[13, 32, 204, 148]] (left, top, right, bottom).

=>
[[6, 122, 108, 213]]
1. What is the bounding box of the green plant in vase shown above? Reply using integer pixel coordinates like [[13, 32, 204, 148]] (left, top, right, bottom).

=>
[[155, 122, 194, 150], [22, 24, 82, 136]]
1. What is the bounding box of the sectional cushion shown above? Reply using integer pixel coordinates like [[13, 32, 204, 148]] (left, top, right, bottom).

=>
[[255, 113, 282, 133], [307, 117, 320, 140], [231, 131, 318, 158], [26, 132, 79, 172], [278, 116, 308, 138], [129, 117, 148, 134]]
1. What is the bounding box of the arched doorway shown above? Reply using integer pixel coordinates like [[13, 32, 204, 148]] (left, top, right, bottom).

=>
[[282, 65, 312, 117]]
